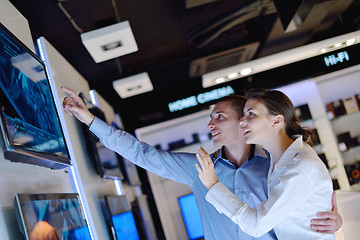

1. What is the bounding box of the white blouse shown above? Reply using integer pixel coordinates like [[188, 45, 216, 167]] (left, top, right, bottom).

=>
[[206, 136, 334, 240]]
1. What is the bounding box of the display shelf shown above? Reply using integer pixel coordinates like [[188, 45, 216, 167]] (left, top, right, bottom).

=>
[[330, 110, 360, 122]]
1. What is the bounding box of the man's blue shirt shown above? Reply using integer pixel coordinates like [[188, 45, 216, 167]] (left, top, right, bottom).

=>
[[90, 117, 277, 240]]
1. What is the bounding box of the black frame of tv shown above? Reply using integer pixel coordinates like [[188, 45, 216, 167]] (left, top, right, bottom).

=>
[[14, 192, 91, 240], [104, 195, 141, 240], [0, 22, 71, 169], [78, 94, 124, 180]]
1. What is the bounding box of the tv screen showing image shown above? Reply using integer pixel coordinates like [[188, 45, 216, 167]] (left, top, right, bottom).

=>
[[104, 195, 140, 240], [0, 22, 70, 169], [14, 193, 92, 240], [178, 193, 204, 240]]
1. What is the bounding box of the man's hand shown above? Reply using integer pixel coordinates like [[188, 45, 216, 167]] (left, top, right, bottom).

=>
[[195, 147, 219, 190], [310, 191, 342, 233], [61, 87, 95, 126]]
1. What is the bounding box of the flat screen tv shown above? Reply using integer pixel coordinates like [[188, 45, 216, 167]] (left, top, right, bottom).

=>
[[0, 22, 70, 169], [14, 193, 92, 240], [178, 193, 204, 240], [104, 195, 140, 240], [79, 93, 124, 180]]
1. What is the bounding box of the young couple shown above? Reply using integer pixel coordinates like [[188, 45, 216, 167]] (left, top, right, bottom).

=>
[[62, 86, 341, 240]]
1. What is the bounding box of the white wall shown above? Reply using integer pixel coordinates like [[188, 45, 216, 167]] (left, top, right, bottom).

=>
[[0, 2, 135, 239], [38, 37, 120, 240], [0, 1, 73, 239]]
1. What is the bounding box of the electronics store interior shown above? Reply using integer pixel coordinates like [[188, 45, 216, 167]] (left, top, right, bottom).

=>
[[1, 0, 360, 239]]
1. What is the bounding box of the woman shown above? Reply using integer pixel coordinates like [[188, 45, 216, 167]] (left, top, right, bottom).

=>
[[195, 88, 334, 240]]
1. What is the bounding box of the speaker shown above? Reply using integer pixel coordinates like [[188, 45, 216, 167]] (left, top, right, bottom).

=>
[[345, 162, 360, 185]]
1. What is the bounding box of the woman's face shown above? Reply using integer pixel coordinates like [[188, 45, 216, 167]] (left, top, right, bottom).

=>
[[240, 98, 275, 145]]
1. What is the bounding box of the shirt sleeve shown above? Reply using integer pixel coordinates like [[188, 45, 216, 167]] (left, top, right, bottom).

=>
[[206, 168, 316, 237], [89, 117, 197, 186]]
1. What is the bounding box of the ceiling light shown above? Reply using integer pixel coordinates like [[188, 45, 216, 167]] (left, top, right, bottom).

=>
[[240, 68, 252, 76], [215, 77, 225, 84], [346, 38, 356, 46], [202, 30, 360, 88], [113, 72, 153, 98], [227, 72, 239, 79], [81, 21, 138, 63]]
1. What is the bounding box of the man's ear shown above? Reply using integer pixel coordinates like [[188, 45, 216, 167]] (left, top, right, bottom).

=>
[[273, 114, 284, 126]]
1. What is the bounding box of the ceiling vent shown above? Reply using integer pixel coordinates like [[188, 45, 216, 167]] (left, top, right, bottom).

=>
[[113, 72, 153, 98], [81, 21, 138, 63], [189, 42, 259, 77]]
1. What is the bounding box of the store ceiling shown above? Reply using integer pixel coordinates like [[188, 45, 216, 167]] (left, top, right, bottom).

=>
[[8, 0, 360, 128]]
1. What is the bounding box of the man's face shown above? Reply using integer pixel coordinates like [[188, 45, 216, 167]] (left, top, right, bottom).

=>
[[208, 101, 245, 148]]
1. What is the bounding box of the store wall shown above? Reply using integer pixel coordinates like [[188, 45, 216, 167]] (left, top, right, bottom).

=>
[[0, 1, 137, 239], [0, 1, 74, 239]]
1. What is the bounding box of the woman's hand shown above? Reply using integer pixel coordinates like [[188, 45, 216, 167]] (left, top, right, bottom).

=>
[[61, 86, 95, 126], [195, 147, 219, 189], [310, 191, 343, 233]]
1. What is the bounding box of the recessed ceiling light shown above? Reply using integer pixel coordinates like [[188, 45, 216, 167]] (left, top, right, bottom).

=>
[[320, 48, 327, 53], [240, 68, 252, 76], [346, 38, 356, 46], [333, 42, 342, 48], [227, 72, 239, 79], [215, 77, 225, 83]]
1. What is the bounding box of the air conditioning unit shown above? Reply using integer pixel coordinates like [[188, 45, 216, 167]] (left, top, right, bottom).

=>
[[189, 42, 259, 77]]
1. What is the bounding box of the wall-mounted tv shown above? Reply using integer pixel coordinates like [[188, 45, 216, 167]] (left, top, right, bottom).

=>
[[0, 22, 70, 169], [104, 195, 140, 240], [14, 193, 92, 240], [79, 94, 124, 180], [178, 193, 204, 240]]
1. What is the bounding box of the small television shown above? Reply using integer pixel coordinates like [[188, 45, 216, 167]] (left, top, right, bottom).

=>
[[79, 94, 124, 180], [14, 193, 92, 240], [178, 193, 204, 240], [104, 195, 140, 240], [0, 22, 70, 169]]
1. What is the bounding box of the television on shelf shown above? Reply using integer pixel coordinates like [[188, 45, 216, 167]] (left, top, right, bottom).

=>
[[178, 193, 204, 240], [104, 195, 140, 240], [79, 93, 124, 180], [14, 193, 92, 240], [0, 22, 70, 169]]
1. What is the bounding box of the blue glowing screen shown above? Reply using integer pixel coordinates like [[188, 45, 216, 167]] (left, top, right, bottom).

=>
[[20, 196, 91, 240], [178, 193, 204, 240], [0, 23, 68, 159], [112, 211, 139, 240]]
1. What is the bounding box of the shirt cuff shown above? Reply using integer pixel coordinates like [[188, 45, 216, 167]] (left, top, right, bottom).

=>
[[206, 181, 246, 216], [89, 117, 109, 138]]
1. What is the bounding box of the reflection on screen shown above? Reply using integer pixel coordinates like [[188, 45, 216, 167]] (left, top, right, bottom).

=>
[[22, 198, 91, 240], [178, 193, 204, 240], [0, 24, 68, 158], [112, 211, 139, 240]]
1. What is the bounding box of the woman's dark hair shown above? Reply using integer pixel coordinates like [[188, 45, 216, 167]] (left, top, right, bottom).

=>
[[216, 95, 247, 119], [246, 88, 312, 141]]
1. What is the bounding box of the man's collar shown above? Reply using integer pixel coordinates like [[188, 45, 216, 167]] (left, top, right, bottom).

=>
[[212, 144, 269, 164]]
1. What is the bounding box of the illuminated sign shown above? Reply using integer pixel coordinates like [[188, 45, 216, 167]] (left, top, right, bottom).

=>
[[168, 85, 235, 112], [324, 51, 349, 67]]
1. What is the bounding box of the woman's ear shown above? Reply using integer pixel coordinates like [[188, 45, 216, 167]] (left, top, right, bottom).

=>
[[273, 114, 284, 126]]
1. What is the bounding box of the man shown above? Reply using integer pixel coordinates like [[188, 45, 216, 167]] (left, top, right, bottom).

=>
[[61, 87, 341, 240]]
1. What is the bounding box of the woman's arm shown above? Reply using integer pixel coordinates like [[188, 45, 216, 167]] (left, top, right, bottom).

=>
[[311, 192, 342, 233], [195, 147, 330, 237]]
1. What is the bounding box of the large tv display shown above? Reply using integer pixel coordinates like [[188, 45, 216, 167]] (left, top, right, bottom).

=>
[[14, 193, 92, 240], [0, 22, 70, 169], [104, 195, 140, 240], [178, 193, 204, 240]]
